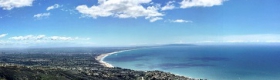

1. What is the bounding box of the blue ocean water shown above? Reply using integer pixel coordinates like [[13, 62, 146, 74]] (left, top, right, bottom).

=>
[[104, 45, 280, 80]]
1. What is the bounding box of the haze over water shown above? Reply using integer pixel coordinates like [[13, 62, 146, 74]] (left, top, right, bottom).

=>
[[105, 45, 280, 80]]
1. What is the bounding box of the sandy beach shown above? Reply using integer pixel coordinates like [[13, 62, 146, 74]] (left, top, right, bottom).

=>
[[95, 49, 133, 68]]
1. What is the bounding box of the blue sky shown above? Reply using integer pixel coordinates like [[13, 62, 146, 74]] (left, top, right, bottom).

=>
[[0, 0, 280, 48]]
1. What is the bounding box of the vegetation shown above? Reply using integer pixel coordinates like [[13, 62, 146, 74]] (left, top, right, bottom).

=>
[[0, 48, 203, 80]]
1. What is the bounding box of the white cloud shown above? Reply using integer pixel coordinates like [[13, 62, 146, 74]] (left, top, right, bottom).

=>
[[33, 13, 50, 19], [76, 0, 164, 22], [2, 35, 93, 47], [183, 34, 280, 44], [168, 19, 192, 23], [161, 1, 175, 11], [9, 35, 90, 41], [46, 4, 61, 11], [180, 0, 226, 8], [0, 0, 34, 10], [61, 9, 78, 15], [149, 17, 162, 22], [0, 33, 8, 38], [49, 36, 73, 41], [9, 35, 46, 40]]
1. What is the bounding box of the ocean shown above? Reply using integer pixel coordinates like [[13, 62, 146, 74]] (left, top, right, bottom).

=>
[[104, 45, 280, 80]]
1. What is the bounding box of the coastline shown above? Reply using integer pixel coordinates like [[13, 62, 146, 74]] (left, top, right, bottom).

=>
[[95, 48, 201, 80], [95, 49, 133, 68]]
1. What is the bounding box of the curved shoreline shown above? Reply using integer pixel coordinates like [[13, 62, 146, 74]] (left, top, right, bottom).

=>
[[95, 48, 200, 79], [95, 47, 158, 68], [95, 49, 134, 68]]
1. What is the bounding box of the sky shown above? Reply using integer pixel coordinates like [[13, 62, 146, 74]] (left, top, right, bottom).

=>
[[0, 0, 280, 48]]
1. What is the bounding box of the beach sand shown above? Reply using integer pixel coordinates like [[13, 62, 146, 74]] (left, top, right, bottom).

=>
[[95, 49, 133, 68]]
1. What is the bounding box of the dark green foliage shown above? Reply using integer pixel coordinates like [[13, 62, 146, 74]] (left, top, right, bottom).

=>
[[0, 66, 68, 80], [0, 65, 196, 80], [0, 48, 200, 80]]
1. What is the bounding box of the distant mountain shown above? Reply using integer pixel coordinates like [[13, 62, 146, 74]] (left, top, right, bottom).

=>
[[161, 44, 195, 47]]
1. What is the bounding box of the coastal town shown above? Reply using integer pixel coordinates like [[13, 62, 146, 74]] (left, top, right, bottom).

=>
[[0, 47, 204, 80]]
